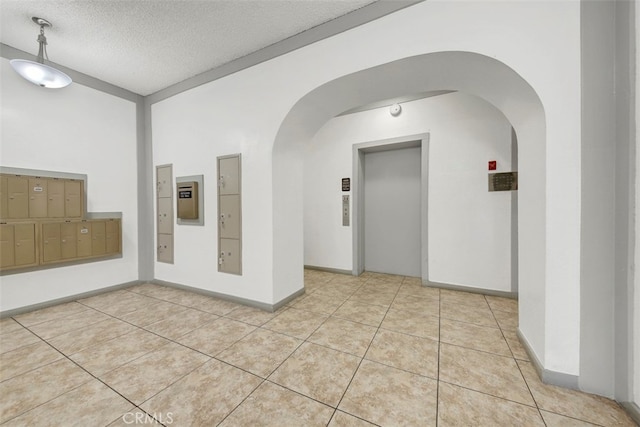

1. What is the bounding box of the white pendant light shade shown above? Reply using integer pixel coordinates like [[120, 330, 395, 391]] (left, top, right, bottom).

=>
[[10, 59, 72, 88], [11, 17, 72, 89]]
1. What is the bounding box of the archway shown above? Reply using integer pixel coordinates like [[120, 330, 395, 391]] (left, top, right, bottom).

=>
[[272, 51, 546, 359]]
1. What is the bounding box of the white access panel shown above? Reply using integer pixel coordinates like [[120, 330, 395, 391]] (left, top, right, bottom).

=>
[[157, 197, 173, 234], [219, 238, 241, 275], [157, 233, 174, 264], [157, 166, 173, 198]]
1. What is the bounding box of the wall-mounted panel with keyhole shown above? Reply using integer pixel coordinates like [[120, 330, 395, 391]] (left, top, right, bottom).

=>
[[156, 164, 174, 264], [217, 154, 242, 275]]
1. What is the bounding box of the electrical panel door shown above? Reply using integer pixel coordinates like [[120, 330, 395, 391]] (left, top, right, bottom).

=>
[[77, 223, 92, 257], [0, 224, 15, 268], [14, 223, 35, 266], [8, 176, 28, 218], [91, 221, 106, 256], [47, 179, 65, 218], [29, 178, 48, 218]]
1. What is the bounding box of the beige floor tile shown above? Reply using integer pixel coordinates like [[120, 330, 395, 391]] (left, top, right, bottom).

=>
[[365, 329, 438, 379], [219, 381, 334, 427], [332, 300, 388, 327], [178, 293, 241, 315], [440, 318, 511, 356], [503, 329, 530, 360], [0, 358, 92, 424], [440, 300, 498, 328], [401, 276, 423, 286], [397, 283, 440, 299], [269, 342, 360, 407], [144, 307, 218, 340], [48, 318, 138, 354], [27, 307, 110, 339], [0, 327, 41, 353], [313, 283, 361, 299], [308, 317, 377, 357], [0, 341, 63, 381], [359, 281, 402, 294], [119, 300, 188, 327], [327, 275, 367, 286], [339, 359, 438, 426], [3, 380, 133, 427], [519, 361, 637, 426], [126, 283, 182, 300], [291, 293, 344, 315], [440, 289, 489, 308], [439, 343, 535, 406], [177, 317, 256, 356], [541, 410, 601, 426], [69, 329, 169, 376], [226, 305, 282, 326], [494, 309, 519, 331], [107, 411, 163, 426], [79, 291, 156, 317], [328, 411, 377, 426], [437, 382, 545, 426], [100, 341, 209, 405], [141, 359, 262, 426], [380, 308, 439, 341], [263, 307, 328, 339], [12, 302, 88, 327], [486, 295, 518, 313], [390, 294, 440, 315], [0, 317, 25, 335], [217, 328, 302, 377], [348, 290, 396, 307]]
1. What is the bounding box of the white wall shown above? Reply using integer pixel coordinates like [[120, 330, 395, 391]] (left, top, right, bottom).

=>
[[304, 93, 513, 292], [151, 0, 582, 376], [0, 58, 138, 312]]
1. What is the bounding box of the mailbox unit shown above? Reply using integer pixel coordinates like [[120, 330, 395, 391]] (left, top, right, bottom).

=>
[[0, 170, 122, 273]]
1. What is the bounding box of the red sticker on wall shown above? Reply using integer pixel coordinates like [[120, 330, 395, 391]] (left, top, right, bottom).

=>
[[488, 161, 497, 171]]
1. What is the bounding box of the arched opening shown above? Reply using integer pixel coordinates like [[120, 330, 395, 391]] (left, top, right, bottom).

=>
[[272, 51, 546, 358]]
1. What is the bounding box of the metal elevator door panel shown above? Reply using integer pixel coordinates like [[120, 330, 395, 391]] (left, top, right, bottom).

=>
[[364, 146, 421, 277]]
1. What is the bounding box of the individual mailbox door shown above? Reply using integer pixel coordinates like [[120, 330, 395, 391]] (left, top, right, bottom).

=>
[[47, 179, 65, 218], [219, 238, 241, 275], [61, 222, 77, 259], [8, 176, 28, 218], [77, 223, 92, 257], [157, 198, 173, 234], [157, 233, 173, 264], [218, 156, 240, 195], [14, 223, 35, 266], [105, 220, 119, 254], [0, 176, 8, 218], [0, 224, 15, 268], [42, 222, 62, 262], [65, 180, 82, 218], [29, 178, 48, 218], [219, 195, 241, 239], [91, 221, 106, 256]]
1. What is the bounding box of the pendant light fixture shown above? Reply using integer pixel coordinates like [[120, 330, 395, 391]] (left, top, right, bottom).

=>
[[10, 17, 72, 89]]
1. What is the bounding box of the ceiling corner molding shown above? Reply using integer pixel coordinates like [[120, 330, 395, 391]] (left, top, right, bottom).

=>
[[146, 0, 423, 105]]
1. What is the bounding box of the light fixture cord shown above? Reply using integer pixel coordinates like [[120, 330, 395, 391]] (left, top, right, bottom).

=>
[[36, 24, 48, 64]]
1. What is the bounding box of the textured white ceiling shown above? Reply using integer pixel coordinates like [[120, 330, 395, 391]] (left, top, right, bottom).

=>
[[1, 0, 377, 95]]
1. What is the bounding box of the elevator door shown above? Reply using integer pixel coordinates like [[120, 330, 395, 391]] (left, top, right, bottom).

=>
[[364, 146, 421, 277]]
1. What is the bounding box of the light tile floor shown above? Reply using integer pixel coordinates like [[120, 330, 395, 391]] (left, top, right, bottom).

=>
[[0, 269, 637, 426]]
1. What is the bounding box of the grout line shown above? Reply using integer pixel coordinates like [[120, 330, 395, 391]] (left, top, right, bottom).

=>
[[435, 286, 441, 426]]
